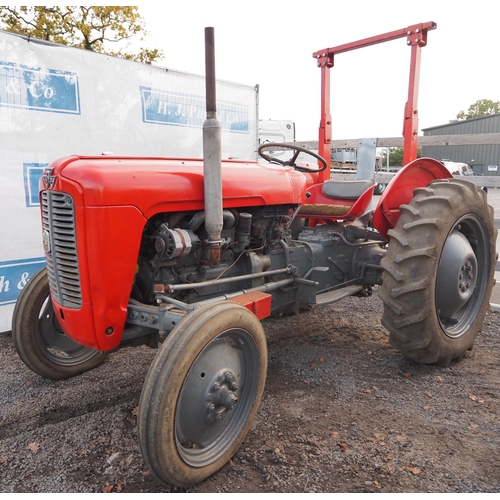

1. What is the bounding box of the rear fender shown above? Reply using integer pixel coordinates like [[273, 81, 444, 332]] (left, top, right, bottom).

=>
[[372, 157, 452, 239]]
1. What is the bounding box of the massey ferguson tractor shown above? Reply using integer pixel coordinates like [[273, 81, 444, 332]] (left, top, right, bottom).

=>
[[12, 24, 497, 487]]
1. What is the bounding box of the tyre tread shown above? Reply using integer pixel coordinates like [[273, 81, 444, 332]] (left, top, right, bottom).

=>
[[380, 179, 497, 365], [11, 268, 106, 379]]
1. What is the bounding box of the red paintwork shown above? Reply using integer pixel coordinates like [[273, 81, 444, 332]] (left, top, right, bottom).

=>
[[53, 155, 309, 215], [43, 154, 451, 351], [297, 181, 376, 222], [44, 155, 311, 351], [312, 22, 446, 238], [314, 21, 436, 169], [46, 156, 451, 351], [372, 157, 453, 239], [228, 291, 272, 320], [44, 22, 445, 352]]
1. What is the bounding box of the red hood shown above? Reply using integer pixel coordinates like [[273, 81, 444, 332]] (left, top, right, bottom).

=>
[[48, 156, 308, 217]]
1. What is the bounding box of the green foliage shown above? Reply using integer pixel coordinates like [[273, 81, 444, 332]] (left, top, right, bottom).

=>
[[0, 6, 163, 64], [451, 98, 500, 122], [382, 147, 422, 168]]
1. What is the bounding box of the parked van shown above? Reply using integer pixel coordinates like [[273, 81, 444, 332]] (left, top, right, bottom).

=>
[[441, 159, 474, 176], [441, 160, 487, 192]]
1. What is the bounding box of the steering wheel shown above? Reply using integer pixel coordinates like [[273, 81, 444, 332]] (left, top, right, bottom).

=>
[[258, 143, 327, 173]]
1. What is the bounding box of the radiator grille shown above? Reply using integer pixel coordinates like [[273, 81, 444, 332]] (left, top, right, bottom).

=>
[[41, 191, 82, 308]]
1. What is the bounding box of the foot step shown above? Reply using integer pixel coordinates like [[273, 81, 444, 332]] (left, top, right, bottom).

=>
[[316, 285, 363, 305]]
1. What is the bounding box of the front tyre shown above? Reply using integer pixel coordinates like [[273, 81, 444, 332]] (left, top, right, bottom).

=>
[[11, 268, 107, 379], [380, 179, 497, 366], [138, 302, 267, 487]]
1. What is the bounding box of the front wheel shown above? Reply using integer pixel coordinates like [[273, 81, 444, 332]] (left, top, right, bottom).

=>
[[11, 268, 107, 379], [379, 179, 497, 366], [138, 302, 267, 487]]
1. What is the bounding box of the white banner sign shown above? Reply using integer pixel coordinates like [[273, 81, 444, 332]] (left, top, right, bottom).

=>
[[0, 30, 258, 332]]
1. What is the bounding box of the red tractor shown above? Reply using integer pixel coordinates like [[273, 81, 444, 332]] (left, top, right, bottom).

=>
[[12, 24, 497, 487]]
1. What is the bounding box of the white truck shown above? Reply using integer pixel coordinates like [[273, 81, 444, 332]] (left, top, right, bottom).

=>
[[258, 119, 296, 162]]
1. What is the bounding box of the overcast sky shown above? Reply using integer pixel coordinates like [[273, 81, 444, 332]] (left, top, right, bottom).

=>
[[139, 0, 499, 141]]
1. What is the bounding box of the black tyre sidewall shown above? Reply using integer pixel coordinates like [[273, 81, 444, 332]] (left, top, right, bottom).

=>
[[138, 302, 267, 487], [381, 180, 497, 365], [11, 268, 106, 379]]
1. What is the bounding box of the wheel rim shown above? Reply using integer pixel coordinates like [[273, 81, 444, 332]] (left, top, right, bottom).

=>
[[36, 294, 100, 366], [175, 327, 261, 467], [436, 214, 490, 338]]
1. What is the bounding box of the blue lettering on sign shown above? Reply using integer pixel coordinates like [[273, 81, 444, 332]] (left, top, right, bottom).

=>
[[23, 163, 48, 207], [0, 258, 45, 306], [0, 61, 80, 114], [140, 87, 249, 134]]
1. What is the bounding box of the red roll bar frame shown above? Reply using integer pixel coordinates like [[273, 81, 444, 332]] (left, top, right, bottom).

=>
[[313, 21, 437, 183]]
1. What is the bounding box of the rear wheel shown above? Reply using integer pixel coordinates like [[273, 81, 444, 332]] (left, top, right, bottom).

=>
[[380, 179, 497, 365], [138, 302, 267, 487], [12, 268, 107, 379]]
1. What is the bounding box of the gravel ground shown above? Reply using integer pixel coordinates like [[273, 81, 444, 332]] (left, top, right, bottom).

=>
[[1, 291, 499, 493]]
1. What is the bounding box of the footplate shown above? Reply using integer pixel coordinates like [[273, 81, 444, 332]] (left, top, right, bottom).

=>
[[315, 285, 363, 305]]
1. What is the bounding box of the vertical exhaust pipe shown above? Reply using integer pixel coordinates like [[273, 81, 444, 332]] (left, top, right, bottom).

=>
[[203, 27, 223, 268]]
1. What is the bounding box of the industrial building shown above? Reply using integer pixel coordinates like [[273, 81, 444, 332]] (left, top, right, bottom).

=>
[[422, 113, 500, 176]]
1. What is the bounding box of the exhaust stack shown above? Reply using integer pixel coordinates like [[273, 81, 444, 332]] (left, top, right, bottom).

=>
[[203, 27, 223, 267]]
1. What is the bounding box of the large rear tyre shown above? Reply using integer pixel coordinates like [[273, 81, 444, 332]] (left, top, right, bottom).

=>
[[380, 179, 497, 366], [138, 302, 267, 487], [11, 268, 107, 379]]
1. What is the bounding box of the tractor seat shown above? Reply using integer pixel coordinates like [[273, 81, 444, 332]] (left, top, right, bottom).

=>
[[322, 179, 374, 199], [298, 178, 375, 220]]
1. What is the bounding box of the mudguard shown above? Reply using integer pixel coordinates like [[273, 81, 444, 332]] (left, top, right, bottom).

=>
[[372, 157, 453, 239]]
